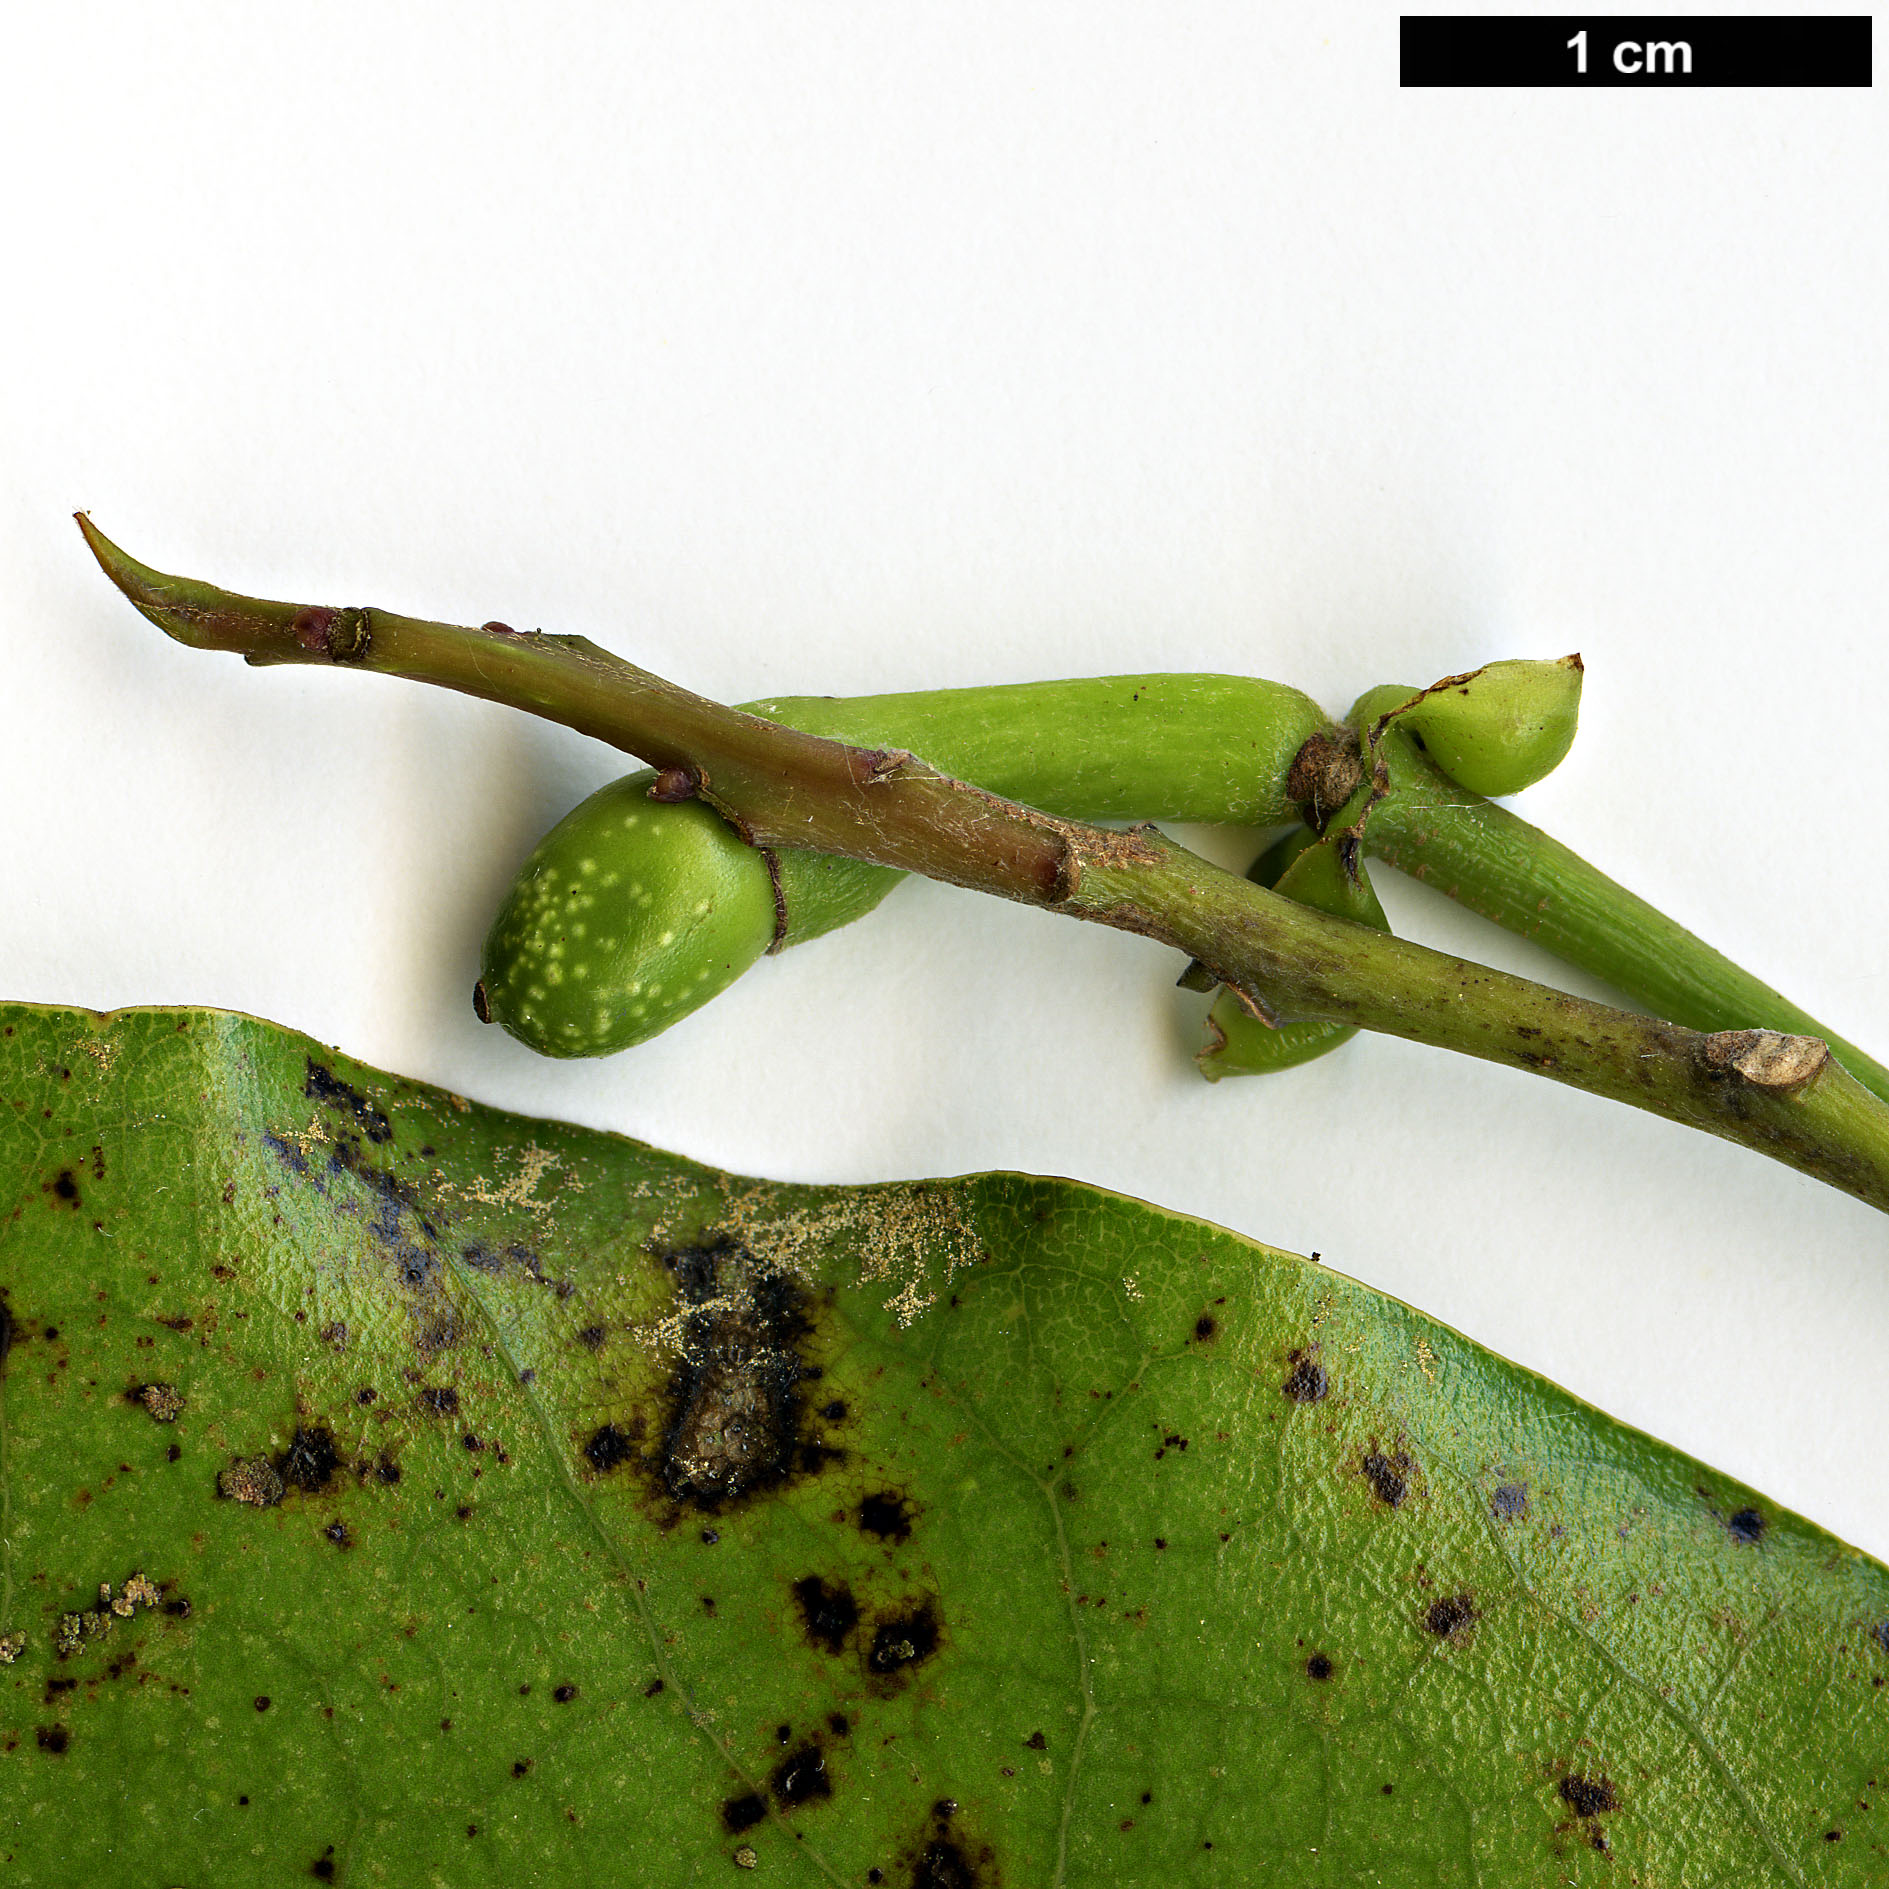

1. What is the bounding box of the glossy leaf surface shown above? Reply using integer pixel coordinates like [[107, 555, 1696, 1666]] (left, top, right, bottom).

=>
[[0, 1004, 1883, 1885]]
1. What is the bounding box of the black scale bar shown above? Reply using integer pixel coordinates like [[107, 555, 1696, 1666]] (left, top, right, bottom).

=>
[[1401, 15, 1871, 86]]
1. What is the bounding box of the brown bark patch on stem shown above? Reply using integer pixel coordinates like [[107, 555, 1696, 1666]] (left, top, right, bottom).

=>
[[849, 747, 912, 786], [1065, 824, 1166, 873], [1699, 1029, 1829, 1096], [958, 783, 1165, 871]]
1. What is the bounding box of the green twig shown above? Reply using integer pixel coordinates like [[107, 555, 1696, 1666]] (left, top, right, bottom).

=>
[[76, 515, 1889, 1218]]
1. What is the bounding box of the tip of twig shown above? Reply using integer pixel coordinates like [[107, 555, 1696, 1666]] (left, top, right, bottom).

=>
[[74, 513, 172, 628], [73, 516, 309, 654]]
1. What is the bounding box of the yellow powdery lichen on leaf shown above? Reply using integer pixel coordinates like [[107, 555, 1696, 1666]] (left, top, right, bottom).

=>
[[721, 1180, 987, 1327], [446, 1141, 566, 1215]]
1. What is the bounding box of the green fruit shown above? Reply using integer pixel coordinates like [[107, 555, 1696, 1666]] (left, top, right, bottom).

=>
[[752, 672, 1328, 826], [1197, 827, 1391, 1080], [477, 778, 779, 1057], [478, 773, 905, 1057], [1390, 655, 1583, 798]]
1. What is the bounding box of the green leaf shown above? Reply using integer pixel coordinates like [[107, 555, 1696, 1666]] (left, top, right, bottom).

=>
[[0, 1003, 1883, 1886]]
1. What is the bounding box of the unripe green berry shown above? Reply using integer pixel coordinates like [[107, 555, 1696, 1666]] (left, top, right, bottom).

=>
[[478, 776, 780, 1057], [477, 773, 903, 1058], [1391, 656, 1582, 798]]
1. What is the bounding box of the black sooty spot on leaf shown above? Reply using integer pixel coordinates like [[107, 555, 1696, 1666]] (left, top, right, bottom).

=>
[[1728, 1506, 1766, 1544], [262, 1132, 309, 1178], [1424, 1594, 1476, 1638], [859, 1491, 912, 1542], [1558, 1774, 1618, 1818], [721, 1793, 767, 1833], [1490, 1482, 1527, 1519], [799, 1437, 843, 1476], [1361, 1450, 1409, 1507], [1282, 1356, 1328, 1403], [1193, 1313, 1217, 1341], [582, 1423, 638, 1473], [276, 1425, 340, 1494], [1305, 1653, 1334, 1680], [911, 1835, 986, 1888], [869, 1600, 941, 1679], [35, 1725, 68, 1754], [771, 1744, 832, 1807], [420, 1386, 460, 1418], [793, 1575, 859, 1655], [651, 1234, 827, 1512], [304, 1057, 393, 1144]]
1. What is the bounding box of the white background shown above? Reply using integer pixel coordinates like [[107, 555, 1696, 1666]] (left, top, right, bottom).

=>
[[4, 5, 1886, 1556]]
